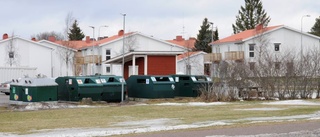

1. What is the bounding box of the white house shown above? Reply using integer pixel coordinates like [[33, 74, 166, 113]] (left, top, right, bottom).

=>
[[0, 34, 75, 82], [54, 30, 187, 78], [176, 51, 207, 75], [206, 25, 320, 76], [167, 36, 207, 75]]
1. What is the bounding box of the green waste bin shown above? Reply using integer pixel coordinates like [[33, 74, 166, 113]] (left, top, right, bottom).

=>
[[10, 78, 26, 101], [20, 78, 58, 102], [171, 75, 212, 97], [55, 76, 103, 101], [96, 75, 126, 102], [127, 75, 175, 99]]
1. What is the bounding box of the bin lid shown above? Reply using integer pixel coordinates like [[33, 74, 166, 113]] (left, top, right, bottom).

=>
[[21, 78, 58, 87]]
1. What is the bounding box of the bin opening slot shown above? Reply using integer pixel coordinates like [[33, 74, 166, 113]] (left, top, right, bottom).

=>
[[194, 76, 207, 81], [180, 77, 190, 81], [155, 77, 169, 82], [107, 77, 119, 82], [184, 83, 190, 86], [137, 79, 146, 84], [84, 78, 94, 84]]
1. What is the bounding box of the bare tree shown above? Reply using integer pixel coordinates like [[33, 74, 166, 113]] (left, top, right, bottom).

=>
[[5, 32, 20, 67], [57, 12, 77, 76]]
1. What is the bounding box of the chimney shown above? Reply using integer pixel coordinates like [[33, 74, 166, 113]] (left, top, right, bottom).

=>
[[3, 33, 8, 40], [255, 24, 263, 31], [175, 35, 184, 41], [48, 36, 56, 42], [86, 36, 90, 43], [118, 30, 124, 36], [31, 37, 36, 41], [189, 37, 196, 40]]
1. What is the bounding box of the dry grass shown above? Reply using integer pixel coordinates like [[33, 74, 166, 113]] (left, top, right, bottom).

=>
[[0, 99, 320, 134]]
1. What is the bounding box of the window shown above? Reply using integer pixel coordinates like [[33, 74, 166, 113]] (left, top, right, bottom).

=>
[[249, 44, 255, 58], [106, 49, 111, 60], [274, 43, 281, 51], [275, 62, 281, 70], [286, 62, 294, 75], [106, 66, 111, 73], [249, 52, 254, 57], [249, 62, 255, 70], [249, 44, 255, 51]]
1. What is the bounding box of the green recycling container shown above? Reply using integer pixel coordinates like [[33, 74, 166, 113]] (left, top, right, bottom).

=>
[[55, 76, 103, 101], [9, 78, 26, 101], [127, 75, 175, 99], [171, 75, 213, 97], [20, 78, 58, 102], [96, 75, 126, 102]]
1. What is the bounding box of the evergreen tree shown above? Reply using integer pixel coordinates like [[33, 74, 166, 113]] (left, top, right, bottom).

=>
[[309, 17, 320, 37], [194, 18, 219, 53], [232, 0, 271, 34], [68, 20, 85, 40]]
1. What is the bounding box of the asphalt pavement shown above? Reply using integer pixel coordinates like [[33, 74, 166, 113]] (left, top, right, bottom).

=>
[[0, 93, 9, 106], [125, 120, 320, 137]]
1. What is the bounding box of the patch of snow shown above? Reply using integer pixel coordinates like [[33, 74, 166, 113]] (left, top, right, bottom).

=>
[[262, 100, 320, 105], [155, 102, 228, 106], [1, 119, 230, 137], [235, 108, 284, 111]]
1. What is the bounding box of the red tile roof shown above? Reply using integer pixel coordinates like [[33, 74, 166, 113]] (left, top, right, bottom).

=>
[[177, 51, 204, 60], [53, 31, 134, 50], [167, 36, 196, 49], [212, 25, 283, 45]]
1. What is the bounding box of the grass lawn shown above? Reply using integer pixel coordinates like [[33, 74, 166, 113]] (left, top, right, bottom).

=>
[[0, 99, 320, 134]]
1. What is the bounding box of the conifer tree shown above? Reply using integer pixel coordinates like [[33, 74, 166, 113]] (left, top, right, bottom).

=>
[[194, 18, 219, 53], [310, 17, 320, 37], [232, 0, 271, 34], [68, 20, 85, 40]]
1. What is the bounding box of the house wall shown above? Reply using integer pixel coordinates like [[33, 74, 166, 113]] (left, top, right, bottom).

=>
[[0, 38, 53, 81], [177, 53, 205, 75], [39, 41, 75, 77], [124, 57, 145, 79], [147, 56, 176, 75]]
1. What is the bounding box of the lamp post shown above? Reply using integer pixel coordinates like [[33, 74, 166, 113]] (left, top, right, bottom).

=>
[[209, 22, 214, 77], [98, 25, 108, 40], [89, 26, 95, 75], [121, 13, 126, 102], [301, 15, 310, 60]]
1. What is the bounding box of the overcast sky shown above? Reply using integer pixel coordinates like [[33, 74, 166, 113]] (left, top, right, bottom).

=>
[[1, 0, 319, 41]]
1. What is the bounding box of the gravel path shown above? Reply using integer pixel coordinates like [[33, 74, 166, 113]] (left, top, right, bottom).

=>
[[126, 120, 320, 137]]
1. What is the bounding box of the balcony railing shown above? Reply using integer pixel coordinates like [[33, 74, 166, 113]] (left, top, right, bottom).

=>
[[75, 57, 84, 65], [225, 51, 244, 61], [204, 53, 222, 62], [84, 55, 102, 64]]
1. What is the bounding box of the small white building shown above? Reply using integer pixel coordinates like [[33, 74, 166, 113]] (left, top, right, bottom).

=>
[[167, 36, 207, 75], [0, 34, 75, 82]]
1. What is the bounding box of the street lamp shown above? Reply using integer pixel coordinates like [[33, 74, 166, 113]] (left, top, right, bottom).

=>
[[89, 26, 95, 75], [209, 22, 214, 77], [301, 15, 310, 60], [121, 13, 126, 102], [98, 25, 108, 40]]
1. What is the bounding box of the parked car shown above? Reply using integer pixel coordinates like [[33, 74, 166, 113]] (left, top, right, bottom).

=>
[[0, 81, 11, 95]]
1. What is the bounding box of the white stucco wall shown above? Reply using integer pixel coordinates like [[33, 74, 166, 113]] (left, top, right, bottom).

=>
[[39, 41, 75, 77], [0, 37, 55, 79], [177, 52, 206, 75]]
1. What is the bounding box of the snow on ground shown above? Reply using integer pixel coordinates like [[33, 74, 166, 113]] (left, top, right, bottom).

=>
[[2, 100, 320, 137], [235, 108, 285, 111], [155, 102, 228, 106], [262, 100, 320, 105]]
